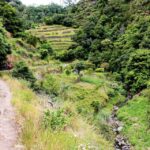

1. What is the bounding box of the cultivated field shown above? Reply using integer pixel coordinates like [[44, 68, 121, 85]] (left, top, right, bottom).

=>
[[28, 25, 77, 52]]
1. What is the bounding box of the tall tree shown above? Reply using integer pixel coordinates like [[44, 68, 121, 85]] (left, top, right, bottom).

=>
[[64, 0, 77, 6], [0, 0, 24, 36]]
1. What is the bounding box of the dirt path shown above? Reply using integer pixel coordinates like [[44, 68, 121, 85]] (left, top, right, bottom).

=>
[[0, 80, 18, 150]]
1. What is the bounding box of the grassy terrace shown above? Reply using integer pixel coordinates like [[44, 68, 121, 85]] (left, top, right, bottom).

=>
[[28, 25, 77, 52]]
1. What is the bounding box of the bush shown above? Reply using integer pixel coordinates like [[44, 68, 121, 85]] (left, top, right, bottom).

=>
[[12, 61, 36, 83], [25, 34, 39, 47], [41, 75, 59, 96], [56, 50, 75, 61], [39, 49, 49, 59], [0, 2, 24, 36], [65, 69, 71, 76], [39, 43, 53, 59], [45, 14, 65, 25], [43, 109, 71, 130], [124, 49, 150, 93], [45, 14, 74, 27], [63, 17, 74, 27], [95, 68, 104, 72]]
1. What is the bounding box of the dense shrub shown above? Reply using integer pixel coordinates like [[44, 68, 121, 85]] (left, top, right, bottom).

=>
[[41, 75, 59, 96], [63, 16, 74, 27], [25, 3, 65, 23], [0, 1, 24, 36], [45, 14, 74, 27], [124, 50, 150, 93], [12, 61, 36, 83], [0, 24, 11, 68], [22, 33, 39, 47], [65, 0, 150, 76], [43, 109, 71, 130], [39, 43, 53, 59], [55, 50, 75, 61]]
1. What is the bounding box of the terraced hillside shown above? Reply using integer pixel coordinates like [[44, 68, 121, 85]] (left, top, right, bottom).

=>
[[28, 25, 77, 53]]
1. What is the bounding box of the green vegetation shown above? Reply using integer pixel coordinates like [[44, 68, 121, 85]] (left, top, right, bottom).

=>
[[45, 13, 75, 27], [28, 25, 76, 57], [24, 3, 65, 23], [0, 23, 11, 68], [124, 49, 150, 93], [12, 61, 36, 84], [118, 89, 150, 149], [0, 0, 150, 149], [0, 0, 24, 36], [62, 0, 150, 94]]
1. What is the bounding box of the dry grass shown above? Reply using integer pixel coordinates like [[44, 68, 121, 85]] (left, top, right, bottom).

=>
[[1, 75, 114, 150]]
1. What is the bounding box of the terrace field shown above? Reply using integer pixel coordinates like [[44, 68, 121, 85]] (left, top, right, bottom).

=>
[[28, 25, 77, 53]]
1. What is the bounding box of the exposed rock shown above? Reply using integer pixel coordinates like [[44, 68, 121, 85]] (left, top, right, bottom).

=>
[[109, 105, 130, 150], [115, 135, 130, 150]]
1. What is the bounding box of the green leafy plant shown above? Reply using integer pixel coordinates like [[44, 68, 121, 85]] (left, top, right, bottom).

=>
[[12, 61, 36, 84], [43, 109, 71, 130], [0, 25, 11, 68], [124, 50, 150, 93], [39, 42, 53, 59], [41, 75, 59, 96]]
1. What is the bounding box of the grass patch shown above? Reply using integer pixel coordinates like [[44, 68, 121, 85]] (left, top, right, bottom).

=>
[[2, 75, 114, 149], [80, 75, 104, 86], [118, 93, 150, 149]]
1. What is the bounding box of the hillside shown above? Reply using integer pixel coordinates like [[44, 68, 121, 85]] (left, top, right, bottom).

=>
[[0, 0, 150, 150], [28, 25, 76, 53]]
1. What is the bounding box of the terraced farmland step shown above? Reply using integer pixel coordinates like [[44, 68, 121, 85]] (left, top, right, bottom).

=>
[[45, 35, 73, 39], [49, 40, 72, 42], [28, 25, 76, 52]]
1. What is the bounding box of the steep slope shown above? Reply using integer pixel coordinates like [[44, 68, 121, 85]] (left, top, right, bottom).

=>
[[63, 0, 150, 92], [28, 25, 76, 53], [0, 0, 150, 149], [2, 75, 116, 150]]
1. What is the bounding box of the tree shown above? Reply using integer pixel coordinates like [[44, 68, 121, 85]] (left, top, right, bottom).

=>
[[24, 3, 65, 23], [124, 50, 150, 93], [0, 1, 24, 36], [64, 0, 77, 6]]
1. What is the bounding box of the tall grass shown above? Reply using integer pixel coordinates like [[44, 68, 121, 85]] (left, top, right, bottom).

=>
[[2, 75, 114, 149], [3, 76, 79, 150]]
